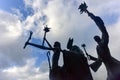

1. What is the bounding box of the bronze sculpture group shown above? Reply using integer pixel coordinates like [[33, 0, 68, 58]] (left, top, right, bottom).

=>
[[24, 2, 120, 80]]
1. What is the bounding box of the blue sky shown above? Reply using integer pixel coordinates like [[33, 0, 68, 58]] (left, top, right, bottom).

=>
[[0, 0, 22, 11], [0, 0, 33, 20], [0, 0, 47, 66], [0, 0, 120, 80]]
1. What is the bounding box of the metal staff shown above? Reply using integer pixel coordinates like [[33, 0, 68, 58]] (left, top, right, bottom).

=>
[[81, 44, 90, 60], [81, 44, 98, 61], [47, 51, 52, 70], [42, 25, 50, 46], [42, 26, 52, 70], [23, 31, 33, 49], [81, 44, 102, 72]]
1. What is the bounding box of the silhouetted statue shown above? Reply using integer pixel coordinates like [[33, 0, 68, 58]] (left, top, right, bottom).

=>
[[61, 38, 93, 80], [23, 27, 63, 80], [24, 32, 94, 80], [79, 2, 120, 80], [50, 38, 94, 80], [49, 41, 63, 80]]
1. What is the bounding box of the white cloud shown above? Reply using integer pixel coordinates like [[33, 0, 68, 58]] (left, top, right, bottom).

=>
[[0, 10, 31, 68], [0, 59, 49, 80], [0, 10, 22, 44], [108, 18, 120, 60]]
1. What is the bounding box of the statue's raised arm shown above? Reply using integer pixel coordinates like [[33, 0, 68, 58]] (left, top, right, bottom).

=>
[[79, 2, 120, 80], [78, 2, 109, 45]]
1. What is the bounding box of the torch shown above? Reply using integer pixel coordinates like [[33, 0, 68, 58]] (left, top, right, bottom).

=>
[[81, 44, 90, 60], [42, 25, 50, 46], [78, 2, 88, 14]]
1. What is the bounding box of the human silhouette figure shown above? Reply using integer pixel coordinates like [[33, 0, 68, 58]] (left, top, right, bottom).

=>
[[49, 41, 63, 80], [52, 42, 61, 69], [62, 38, 93, 80], [88, 11, 120, 80], [79, 2, 120, 80]]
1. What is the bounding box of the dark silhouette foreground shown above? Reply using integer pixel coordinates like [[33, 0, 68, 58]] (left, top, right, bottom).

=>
[[50, 39, 93, 80], [24, 34, 93, 80], [79, 2, 120, 80], [23, 2, 120, 80]]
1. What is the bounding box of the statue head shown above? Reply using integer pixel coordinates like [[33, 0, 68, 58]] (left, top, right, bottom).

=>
[[94, 35, 101, 43], [67, 38, 84, 55], [71, 45, 84, 55], [54, 41, 61, 48]]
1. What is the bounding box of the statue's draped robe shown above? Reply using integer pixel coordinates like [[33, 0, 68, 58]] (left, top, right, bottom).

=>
[[63, 51, 93, 80], [106, 57, 120, 80], [50, 51, 93, 80]]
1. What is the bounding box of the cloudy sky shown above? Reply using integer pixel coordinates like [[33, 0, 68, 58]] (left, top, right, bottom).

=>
[[0, 0, 120, 80]]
